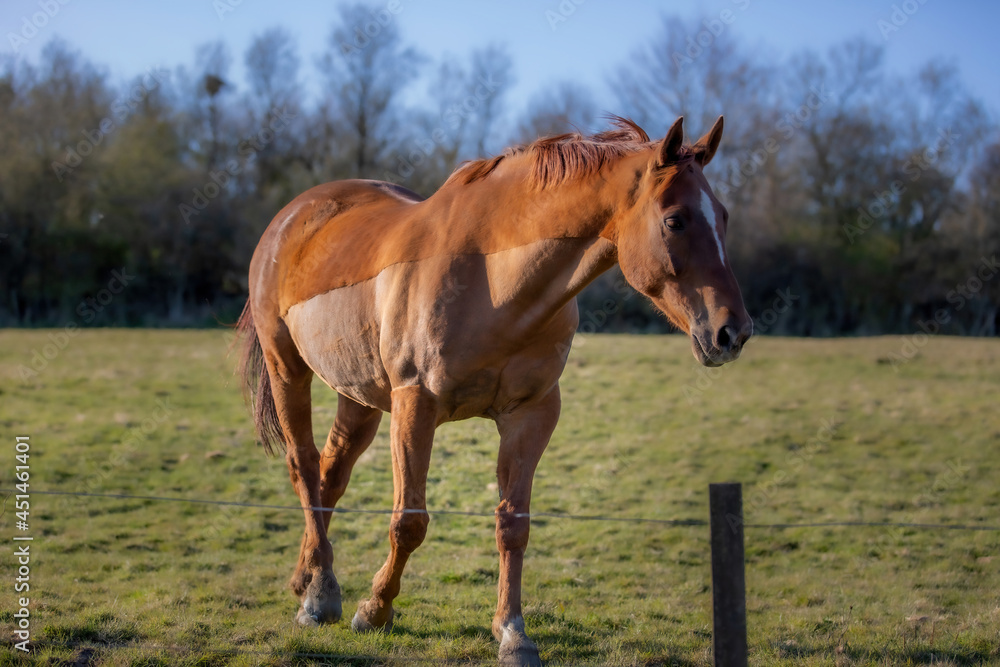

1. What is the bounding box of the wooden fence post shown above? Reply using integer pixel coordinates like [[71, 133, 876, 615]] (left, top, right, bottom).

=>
[[709, 482, 747, 667]]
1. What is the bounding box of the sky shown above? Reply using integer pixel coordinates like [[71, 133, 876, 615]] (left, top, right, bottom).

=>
[[2, 0, 998, 135]]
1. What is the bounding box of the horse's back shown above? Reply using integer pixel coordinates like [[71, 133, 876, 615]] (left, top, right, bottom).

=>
[[249, 179, 423, 317]]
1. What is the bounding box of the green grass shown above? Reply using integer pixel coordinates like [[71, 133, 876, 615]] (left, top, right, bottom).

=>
[[0, 329, 998, 666]]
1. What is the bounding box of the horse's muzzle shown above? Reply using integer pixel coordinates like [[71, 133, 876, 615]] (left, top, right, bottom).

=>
[[692, 317, 752, 367]]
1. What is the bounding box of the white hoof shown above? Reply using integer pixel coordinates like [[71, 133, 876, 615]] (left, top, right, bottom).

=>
[[295, 607, 320, 627], [498, 619, 542, 667], [296, 570, 342, 625]]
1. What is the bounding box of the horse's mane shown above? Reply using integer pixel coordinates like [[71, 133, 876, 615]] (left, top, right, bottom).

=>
[[447, 116, 691, 189]]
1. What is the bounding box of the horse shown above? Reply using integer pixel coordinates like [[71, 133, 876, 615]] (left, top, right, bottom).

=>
[[235, 115, 752, 666]]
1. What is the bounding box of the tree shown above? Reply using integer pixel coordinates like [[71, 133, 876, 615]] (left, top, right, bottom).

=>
[[393, 45, 514, 194], [0, 40, 113, 323], [193, 41, 233, 173], [319, 3, 421, 179], [242, 28, 308, 207], [611, 15, 777, 152], [514, 81, 598, 143]]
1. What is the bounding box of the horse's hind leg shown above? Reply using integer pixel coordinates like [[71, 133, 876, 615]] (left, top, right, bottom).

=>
[[493, 386, 561, 667], [352, 385, 437, 633], [290, 394, 382, 597], [320, 394, 383, 528], [258, 323, 341, 626]]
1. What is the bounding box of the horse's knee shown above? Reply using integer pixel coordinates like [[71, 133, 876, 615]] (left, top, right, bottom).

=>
[[495, 500, 530, 553], [389, 510, 428, 554]]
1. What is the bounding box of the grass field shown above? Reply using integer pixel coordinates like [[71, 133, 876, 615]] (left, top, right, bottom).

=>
[[1, 329, 998, 666]]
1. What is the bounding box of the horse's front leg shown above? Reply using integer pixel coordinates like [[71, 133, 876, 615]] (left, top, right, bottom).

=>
[[493, 385, 561, 667], [352, 385, 437, 633]]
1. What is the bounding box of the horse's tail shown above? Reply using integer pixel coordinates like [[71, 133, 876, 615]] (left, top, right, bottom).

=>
[[234, 300, 285, 456]]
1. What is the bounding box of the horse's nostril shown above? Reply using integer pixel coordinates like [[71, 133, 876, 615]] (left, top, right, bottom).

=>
[[716, 325, 733, 350]]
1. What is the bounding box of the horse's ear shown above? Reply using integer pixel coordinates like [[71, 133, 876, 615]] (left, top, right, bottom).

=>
[[693, 116, 724, 167], [656, 116, 685, 168]]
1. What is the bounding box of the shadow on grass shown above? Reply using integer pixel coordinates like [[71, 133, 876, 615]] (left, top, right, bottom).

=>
[[280, 634, 487, 666], [772, 639, 1000, 666], [636, 659, 701, 667], [42, 612, 141, 645]]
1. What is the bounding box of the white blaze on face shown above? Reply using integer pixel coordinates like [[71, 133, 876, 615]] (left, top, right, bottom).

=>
[[700, 189, 726, 266]]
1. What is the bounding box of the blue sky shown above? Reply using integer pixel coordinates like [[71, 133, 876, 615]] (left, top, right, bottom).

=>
[[2, 0, 997, 130]]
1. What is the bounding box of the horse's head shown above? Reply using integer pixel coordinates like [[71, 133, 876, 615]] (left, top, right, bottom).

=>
[[616, 116, 752, 367]]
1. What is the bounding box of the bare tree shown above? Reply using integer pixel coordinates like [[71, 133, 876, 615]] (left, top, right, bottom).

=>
[[244, 27, 300, 122], [320, 3, 421, 179], [466, 44, 513, 157], [514, 80, 598, 143], [611, 15, 777, 150], [192, 41, 233, 173], [383, 45, 512, 194], [242, 28, 304, 201]]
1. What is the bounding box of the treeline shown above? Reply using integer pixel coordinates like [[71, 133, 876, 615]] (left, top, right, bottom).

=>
[[0, 7, 997, 335]]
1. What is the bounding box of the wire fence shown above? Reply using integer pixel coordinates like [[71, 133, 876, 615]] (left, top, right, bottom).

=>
[[4, 485, 998, 664], [5, 487, 999, 531]]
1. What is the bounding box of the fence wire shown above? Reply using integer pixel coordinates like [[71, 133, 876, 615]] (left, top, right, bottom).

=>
[[5, 485, 999, 663], [4, 487, 999, 531]]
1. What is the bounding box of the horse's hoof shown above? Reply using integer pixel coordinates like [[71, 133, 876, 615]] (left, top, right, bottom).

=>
[[497, 617, 542, 667], [351, 599, 394, 633], [295, 608, 320, 627], [296, 569, 342, 625], [498, 627, 542, 667]]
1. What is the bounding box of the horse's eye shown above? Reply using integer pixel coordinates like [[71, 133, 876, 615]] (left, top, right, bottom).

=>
[[664, 216, 684, 231]]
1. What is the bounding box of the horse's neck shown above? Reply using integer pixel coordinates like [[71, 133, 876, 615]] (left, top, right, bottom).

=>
[[486, 171, 621, 314]]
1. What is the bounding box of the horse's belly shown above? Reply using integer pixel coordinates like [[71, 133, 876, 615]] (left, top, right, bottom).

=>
[[283, 282, 391, 411]]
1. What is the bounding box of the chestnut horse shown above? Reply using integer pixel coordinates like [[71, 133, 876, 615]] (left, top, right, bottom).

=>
[[236, 116, 751, 666]]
